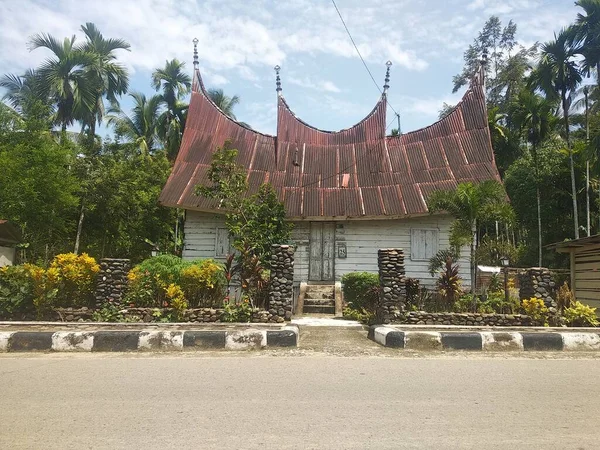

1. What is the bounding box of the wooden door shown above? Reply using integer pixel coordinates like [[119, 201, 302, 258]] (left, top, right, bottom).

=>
[[309, 222, 335, 281]]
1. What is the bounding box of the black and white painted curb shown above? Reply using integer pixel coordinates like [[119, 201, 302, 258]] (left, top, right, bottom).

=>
[[369, 326, 600, 351], [0, 326, 298, 352]]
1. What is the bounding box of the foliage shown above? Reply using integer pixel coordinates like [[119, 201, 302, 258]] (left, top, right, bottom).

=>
[[474, 236, 523, 266], [48, 253, 100, 307], [125, 255, 225, 309], [404, 278, 420, 309], [453, 292, 520, 314], [341, 272, 379, 310], [521, 297, 549, 325], [563, 301, 599, 327], [221, 298, 253, 323], [0, 265, 37, 318], [92, 301, 125, 322], [196, 141, 292, 269], [436, 257, 463, 306], [428, 249, 460, 277], [556, 282, 575, 313], [342, 306, 376, 325]]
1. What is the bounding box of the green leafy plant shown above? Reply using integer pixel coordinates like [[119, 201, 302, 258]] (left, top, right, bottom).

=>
[[92, 301, 124, 322], [437, 257, 462, 306], [180, 259, 226, 308], [221, 298, 253, 323], [342, 306, 376, 325], [522, 297, 549, 325], [0, 264, 37, 318], [341, 272, 379, 310], [556, 281, 574, 314], [564, 301, 598, 327]]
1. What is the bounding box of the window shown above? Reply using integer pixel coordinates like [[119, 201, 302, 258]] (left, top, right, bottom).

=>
[[410, 228, 439, 261], [215, 228, 231, 257]]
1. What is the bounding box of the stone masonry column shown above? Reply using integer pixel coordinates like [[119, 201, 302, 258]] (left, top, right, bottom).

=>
[[95, 258, 130, 307], [268, 245, 295, 322], [376, 249, 406, 324], [518, 268, 557, 312]]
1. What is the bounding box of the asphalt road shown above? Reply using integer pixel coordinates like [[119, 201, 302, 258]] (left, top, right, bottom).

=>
[[1, 353, 599, 449]]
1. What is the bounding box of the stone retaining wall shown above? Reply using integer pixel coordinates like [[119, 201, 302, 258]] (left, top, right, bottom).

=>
[[396, 311, 534, 326], [95, 258, 130, 307], [53, 307, 274, 323], [268, 245, 294, 322], [376, 249, 406, 324]]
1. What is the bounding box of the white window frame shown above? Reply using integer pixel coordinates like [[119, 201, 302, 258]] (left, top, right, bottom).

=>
[[410, 228, 439, 261]]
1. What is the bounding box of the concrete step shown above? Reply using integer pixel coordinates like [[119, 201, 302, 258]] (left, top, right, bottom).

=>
[[303, 305, 336, 315], [305, 291, 334, 300], [304, 299, 335, 307]]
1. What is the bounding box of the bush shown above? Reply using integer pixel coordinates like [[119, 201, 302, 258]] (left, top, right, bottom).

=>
[[453, 292, 520, 314], [0, 264, 37, 318], [342, 306, 376, 325], [221, 297, 253, 322], [556, 282, 574, 313], [522, 297, 549, 325], [341, 272, 379, 310], [436, 257, 462, 306], [125, 255, 226, 309], [563, 301, 598, 327], [48, 253, 99, 308]]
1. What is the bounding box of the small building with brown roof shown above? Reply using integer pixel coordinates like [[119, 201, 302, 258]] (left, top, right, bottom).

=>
[[160, 56, 501, 294]]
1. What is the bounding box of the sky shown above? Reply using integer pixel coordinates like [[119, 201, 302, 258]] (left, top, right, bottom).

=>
[[0, 0, 577, 138]]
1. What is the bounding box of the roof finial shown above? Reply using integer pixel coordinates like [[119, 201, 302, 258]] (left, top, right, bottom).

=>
[[275, 65, 282, 95], [383, 61, 392, 94], [192, 38, 199, 69]]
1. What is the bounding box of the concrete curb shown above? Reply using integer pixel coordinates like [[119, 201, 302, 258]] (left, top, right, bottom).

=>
[[369, 325, 600, 351], [0, 326, 298, 353]]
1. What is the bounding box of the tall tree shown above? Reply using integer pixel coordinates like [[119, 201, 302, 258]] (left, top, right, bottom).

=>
[[510, 90, 558, 266], [572, 0, 600, 83], [152, 59, 191, 161], [28, 33, 96, 133], [207, 88, 240, 120], [530, 29, 583, 238], [0, 70, 46, 117], [427, 181, 514, 291], [78, 23, 130, 139], [107, 92, 163, 154]]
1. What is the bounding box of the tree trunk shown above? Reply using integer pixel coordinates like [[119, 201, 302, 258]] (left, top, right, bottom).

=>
[[537, 185, 542, 267], [586, 88, 590, 236], [471, 219, 477, 293], [563, 92, 579, 239], [74, 199, 85, 255]]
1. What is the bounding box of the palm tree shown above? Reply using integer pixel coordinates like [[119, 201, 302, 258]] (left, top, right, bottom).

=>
[[510, 90, 557, 266], [78, 23, 130, 139], [28, 33, 96, 134], [207, 88, 240, 119], [107, 92, 163, 154], [0, 70, 45, 115], [152, 59, 191, 160], [572, 0, 600, 82], [427, 180, 514, 291], [530, 29, 583, 239]]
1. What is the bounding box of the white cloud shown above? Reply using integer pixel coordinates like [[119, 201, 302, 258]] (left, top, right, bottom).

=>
[[288, 76, 341, 93], [402, 92, 464, 118]]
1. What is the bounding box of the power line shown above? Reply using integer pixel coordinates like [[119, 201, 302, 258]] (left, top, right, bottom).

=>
[[330, 0, 400, 118]]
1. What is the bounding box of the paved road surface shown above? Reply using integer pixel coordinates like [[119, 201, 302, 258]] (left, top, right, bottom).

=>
[[1, 353, 599, 449]]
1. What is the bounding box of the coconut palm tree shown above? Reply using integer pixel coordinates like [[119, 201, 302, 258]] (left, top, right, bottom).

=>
[[77, 23, 130, 139], [0, 70, 46, 116], [529, 29, 583, 239], [510, 90, 558, 266], [28, 33, 96, 134], [152, 59, 191, 161], [427, 180, 514, 291], [107, 92, 163, 154], [207, 88, 240, 119], [572, 0, 600, 82]]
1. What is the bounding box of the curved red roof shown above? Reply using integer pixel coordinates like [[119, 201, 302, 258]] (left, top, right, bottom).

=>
[[159, 66, 501, 219]]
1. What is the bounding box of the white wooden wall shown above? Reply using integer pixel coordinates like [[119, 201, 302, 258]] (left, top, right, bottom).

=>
[[183, 211, 471, 289]]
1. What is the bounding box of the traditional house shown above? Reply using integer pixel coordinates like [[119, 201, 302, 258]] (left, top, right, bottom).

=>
[[159, 47, 502, 303]]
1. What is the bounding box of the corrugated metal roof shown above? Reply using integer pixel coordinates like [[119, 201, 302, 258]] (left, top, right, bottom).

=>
[[159, 66, 502, 219]]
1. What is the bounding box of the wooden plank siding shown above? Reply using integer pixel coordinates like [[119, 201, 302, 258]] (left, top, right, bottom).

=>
[[183, 211, 471, 289], [573, 243, 600, 311]]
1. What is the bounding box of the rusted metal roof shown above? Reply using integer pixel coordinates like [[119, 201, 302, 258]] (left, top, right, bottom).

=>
[[159, 67, 501, 220]]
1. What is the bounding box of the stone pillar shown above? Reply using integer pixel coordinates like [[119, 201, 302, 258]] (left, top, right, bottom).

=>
[[376, 248, 406, 324], [95, 258, 130, 307], [268, 245, 295, 322], [518, 268, 557, 311]]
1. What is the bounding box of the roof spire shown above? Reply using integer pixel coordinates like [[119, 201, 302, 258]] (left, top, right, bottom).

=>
[[192, 38, 199, 69], [383, 61, 392, 94], [275, 65, 282, 95]]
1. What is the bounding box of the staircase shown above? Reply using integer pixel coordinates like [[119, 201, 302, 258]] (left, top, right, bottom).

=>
[[302, 284, 335, 315]]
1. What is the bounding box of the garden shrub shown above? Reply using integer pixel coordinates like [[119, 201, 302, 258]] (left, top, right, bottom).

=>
[[0, 264, 37, 318], [436, 257, 462, 306], [341, 272, 379, 310], [563, 301, 598, 327], [405, 277, 420, 310], [521, 297, 549, 325], [47, 253, 100, 308], [342, 306, 376, 325], [556, 282, 574, 313], [221, 297, 253, 322], [453, 292, 520, 314], [125, 255, 226, 309]]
